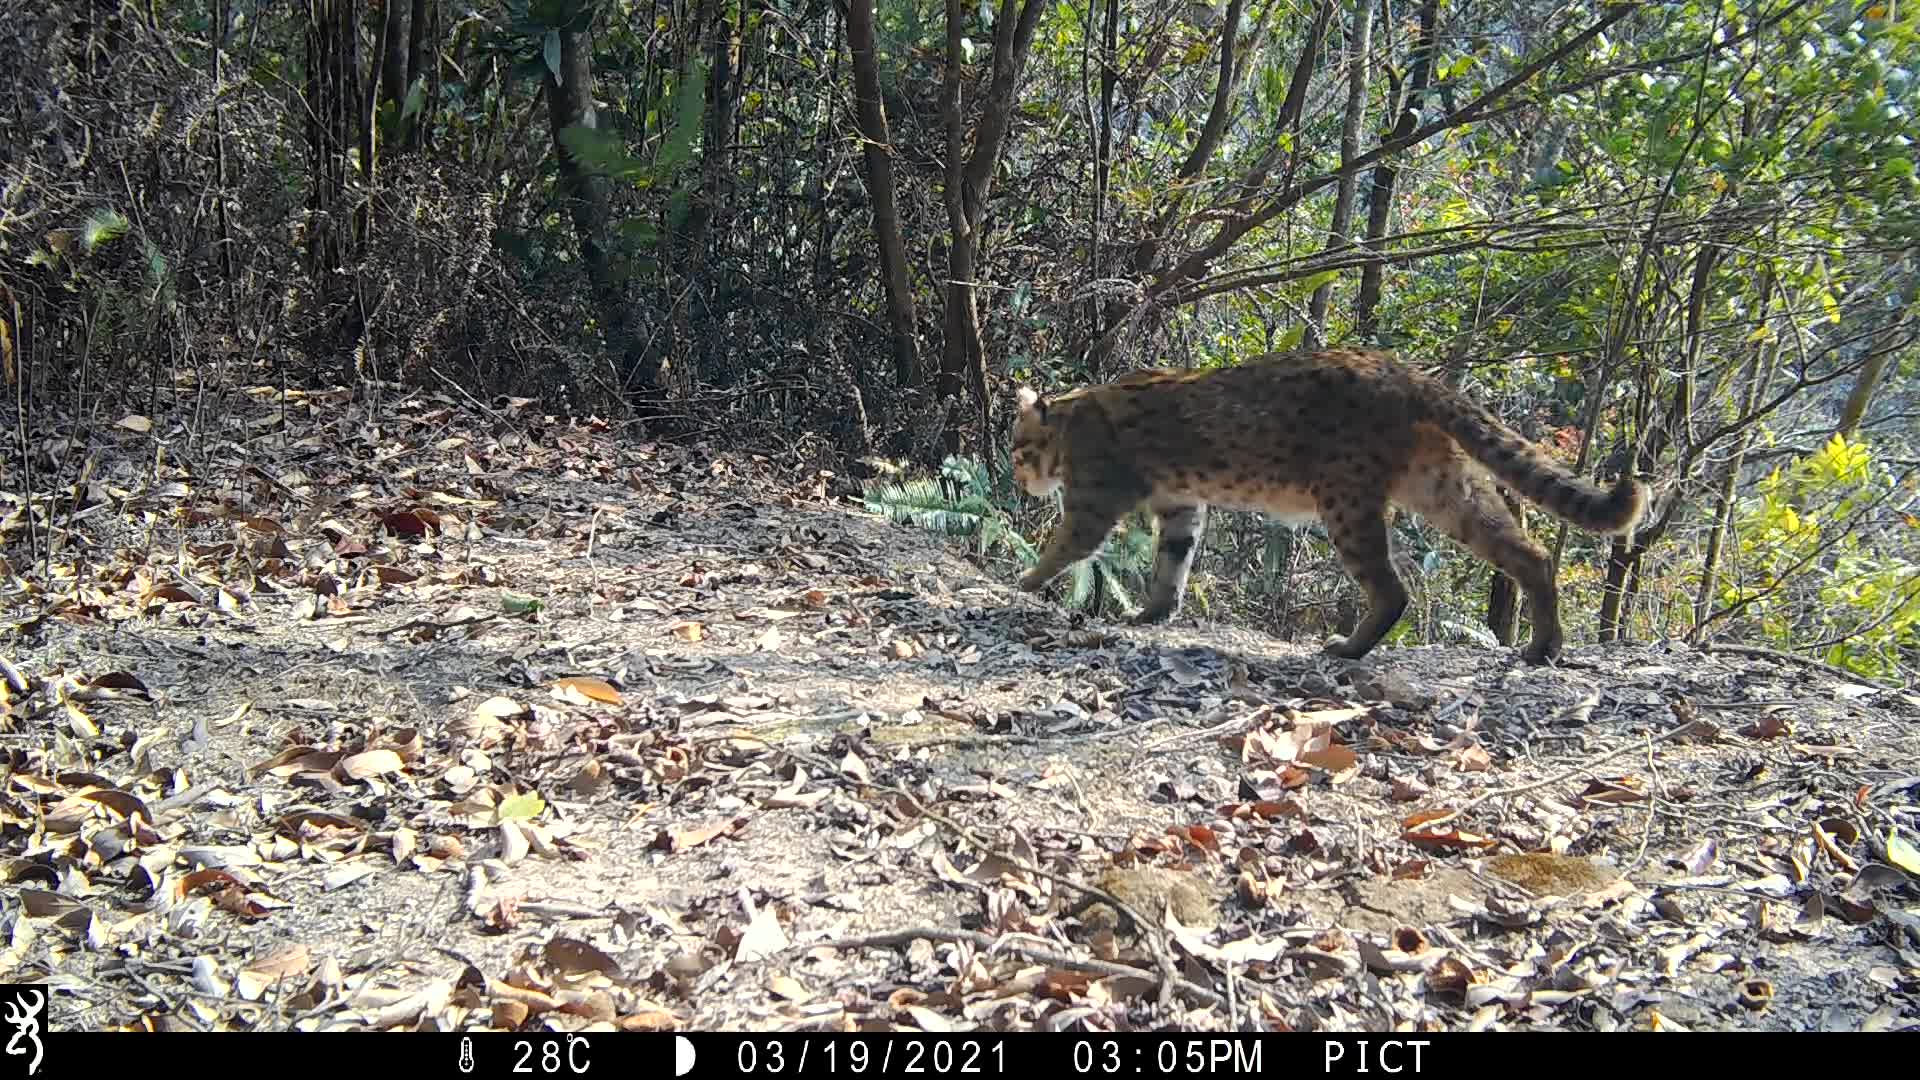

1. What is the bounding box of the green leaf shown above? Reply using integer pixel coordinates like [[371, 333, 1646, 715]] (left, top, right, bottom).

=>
[[655, 62, 708, 177], [81, 208, 130, 251], [498, 791, 546, 821], [1287, 269, 1340, 298], [617, 218, 660, 247], [542, 30, 561, 79], [559, 124, 651, 184]]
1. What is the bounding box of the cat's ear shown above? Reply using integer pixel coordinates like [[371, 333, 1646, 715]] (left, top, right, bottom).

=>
[[1015, 386, 1044, 416]]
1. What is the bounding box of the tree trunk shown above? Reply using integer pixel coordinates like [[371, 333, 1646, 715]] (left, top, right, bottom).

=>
[[846, 0, 922, 388], [1308, 0, 1373, 348], [1086, 0, 1118, 380], [1598, 230, 1722, 641], [682, 1, 738, 382], [380, 0, 408, 113], [405, 0, 433, 148], [1485, 486, 1526, 645], [1694, 332, 1779, 634], [303, 0, 361, 330], [939, 0, 1047, 455], [541, 13, 669, 401], [939, 0, 971, 439], [1353, 0, 1440, 340], [1835, 294, 1917, 438]]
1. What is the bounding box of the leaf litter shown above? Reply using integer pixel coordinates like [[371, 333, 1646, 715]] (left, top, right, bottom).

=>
[[1, 385, 1917, 1034]]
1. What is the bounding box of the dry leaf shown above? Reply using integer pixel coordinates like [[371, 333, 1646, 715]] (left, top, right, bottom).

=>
[[736, 906, 790, 962], [554, 677, 623, 706], [655, 816, 747, 853], [339, 749, 405, 781]]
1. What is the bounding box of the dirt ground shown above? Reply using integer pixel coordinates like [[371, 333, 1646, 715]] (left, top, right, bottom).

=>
[[3, 385, 1918, 1033]]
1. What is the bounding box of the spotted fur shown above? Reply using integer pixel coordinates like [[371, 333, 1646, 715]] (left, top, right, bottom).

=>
[[1009, 347, 1649, 664]]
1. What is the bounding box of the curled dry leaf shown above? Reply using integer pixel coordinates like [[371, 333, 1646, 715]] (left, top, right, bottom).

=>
[[653, 816, 748, 853], [82, 671, 155, 699], [1400, 810, 1499, 851], [1887, 830, 1920, 877], [323, 863, 377, 891], [1170, 824, 1221, 852], [380, 507, 442, 537], [338, 749, 406, 782], [565, 760, 611, 796], [736, 906, 790, 963], [455, 696, 523, 747], [1677, 838, 1718, 875], [1423, 955, 1477, 998], [1577, 776, 1647, 805], [251, 745, 344, 780], [1357, 933, 1444, 974], [669, 621, 707, 642], [543, 936, 621, 977], [1736, 979, 1775, 1010], [1299, 742, 1360, 780], [553, 677, 622, 707], [620, 1006, 681, 1032], [766, 975, 811, 1003], [237, 943, 313, 1001], [177, 867, 249, 899], [1452, 745, 1493, 773], [499, 821, 531, 864], [19, 889, 88, 919]]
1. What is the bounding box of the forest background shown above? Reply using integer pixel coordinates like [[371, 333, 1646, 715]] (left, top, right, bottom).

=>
[[4, 0, 1917, 683]]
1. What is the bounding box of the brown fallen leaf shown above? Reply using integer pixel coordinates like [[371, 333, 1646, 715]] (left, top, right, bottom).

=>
[[238, 944, 314, 1000], [553, 676, 623, 707], [618, 1007, 681, 1032], [1578, 776, 1648, 806], [71, 671, 154, 701], [1404, 825, 1500, 851], [1453, 745, 1493, 772], [1299, 743, 1360, 779], [543, 937, 621, 977], [380, 507, 442, 536], [338, 749, 406, 782], [653, 816, 747, 853]]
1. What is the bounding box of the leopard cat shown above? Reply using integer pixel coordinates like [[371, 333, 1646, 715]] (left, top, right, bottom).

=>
[[1008, 347, 1649, 664]]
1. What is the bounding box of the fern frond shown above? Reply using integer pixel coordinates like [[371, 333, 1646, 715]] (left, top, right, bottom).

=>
[[1066, 561, 1095, 608], [863, 478, 991, 538], [1096, 562, 1134, 611]]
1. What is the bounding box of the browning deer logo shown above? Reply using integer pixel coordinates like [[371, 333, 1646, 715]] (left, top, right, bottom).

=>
[[1, 989, 42, 1077]]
